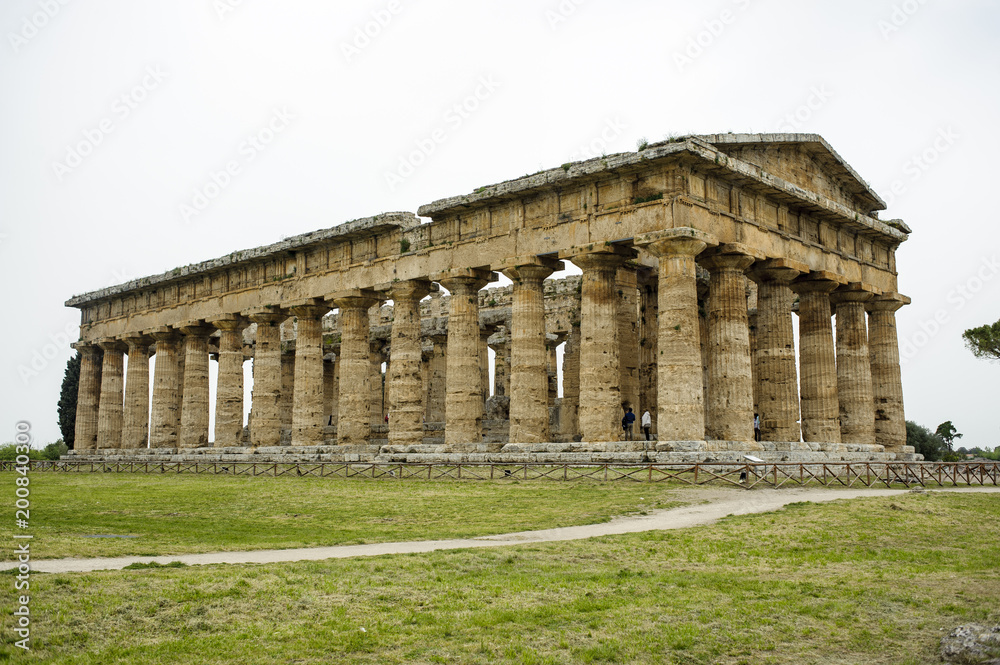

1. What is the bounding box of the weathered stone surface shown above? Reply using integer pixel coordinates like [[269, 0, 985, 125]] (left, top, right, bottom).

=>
[[832, 285, 877, 445], [869, 293, 910, 452], [211, 317, 246, 448], [290, 303, 329, 446], [178, 322, 214, 449], [246, 310, 287, 447], [940, 625, 1000, 664], [388, 280, 432, 446], [122, 336, 151, 449], [72, 343, 102, 451], [331, 292, 380, 445], [792, 273, 843, 443], [96, 340, 126, 450]]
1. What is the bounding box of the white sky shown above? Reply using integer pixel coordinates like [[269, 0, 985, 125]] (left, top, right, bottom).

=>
[[2, 0, 998, 449]]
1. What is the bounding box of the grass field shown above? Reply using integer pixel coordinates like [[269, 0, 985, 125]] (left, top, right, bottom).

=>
[[0, 472, 690, 560], [1, 484, 998, 664]]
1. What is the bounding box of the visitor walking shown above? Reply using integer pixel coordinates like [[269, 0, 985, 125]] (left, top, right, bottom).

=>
[[641, 409, 652, 441]]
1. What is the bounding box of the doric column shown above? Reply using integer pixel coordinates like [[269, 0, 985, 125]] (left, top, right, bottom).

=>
[[616, 265, 640, 413], [280, 347, 295, 433], [791, 272, 843, 444], [561, 320, 581, 440], [637, 269, 658, 433], [96, 339, 126, 449], [635, 228, 717, 442], [148, 329, 181, 448], [699, 246, 759, 443], [211, 317, 247, 447], [479, 329, 491, 409], [438, 269, 493, 445], [122, 336, 152, 449], [424, 334, 448, 424], [73, 343, 102, 451], [749, 259, 807, 442], [246, 309, 287, 447], [372, 343, 386, 426], [329, 292, 380, 444], [546, 334, 562, 406], [488, 329, 510, 398], [503, 257, 562, 443], [324, 352, 338, 427], [387, 280, 433, 446], [832, 284, 877, 445], [869, 293, 911, 452], [288, 302, 330, 446], [178, 322, 214, 449], [571, 249, 634, 442]]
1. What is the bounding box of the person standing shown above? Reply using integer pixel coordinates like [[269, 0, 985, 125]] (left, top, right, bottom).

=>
[[753, 413, 761, 442], [622, 407, 636, 440], [641, 409, 652, 441]]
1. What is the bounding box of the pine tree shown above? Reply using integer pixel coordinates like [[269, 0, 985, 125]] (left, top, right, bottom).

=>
[[57, 353, 81, 449]]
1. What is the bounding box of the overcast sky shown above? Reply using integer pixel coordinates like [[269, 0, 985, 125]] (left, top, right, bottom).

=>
[[2, 0, 997, 449]]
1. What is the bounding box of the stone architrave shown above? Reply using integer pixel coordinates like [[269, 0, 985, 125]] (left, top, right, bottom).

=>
[[832, 284, 878, 445], [791, 272, 844, 444], [288, 301, 330, 446], [211, 316, 247, 448], [329, 291, 380, 445], [868, 293, 911, 451], [438, 269, 493, 445], [246, 309, 288, 447], [148, 328, 181, 448], [503, 257, 563, 443], [616, 265, 641, 414], [749, 259, 808, 442], [387, 280, 433, 446], [73, 343, 103, 451], [178, 322, 215, 449], [122, 336, 152, 449], [570, 249, 634, 443], [699, 245, 760, 444], [635, 228, 718, 442], [96, 339, 126, 449]]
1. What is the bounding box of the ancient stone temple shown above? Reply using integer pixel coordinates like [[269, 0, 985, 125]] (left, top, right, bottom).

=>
[[66, 133, 916, 464]]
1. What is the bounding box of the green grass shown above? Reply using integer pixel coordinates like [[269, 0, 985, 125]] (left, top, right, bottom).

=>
[[1, 492, 997, 663], [0, 472, 689, 560]]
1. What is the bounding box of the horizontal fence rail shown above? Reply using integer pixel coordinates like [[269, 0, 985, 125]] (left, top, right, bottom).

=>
[[2, 460, 999, 489]]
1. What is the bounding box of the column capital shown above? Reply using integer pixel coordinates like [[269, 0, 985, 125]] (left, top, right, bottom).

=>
[[698, 243, 764, 273], [177, 321, 216, 337], [635, 227, 718, 258], [389, 278, 432, 302], [209, 315, 248, 332], [121, 334, 153, 350], [97, 338, 127, 353], [501, 255, 563, 283], [287, 298, 331, 320], [790, 271, 847, 295], [434, 267, 497, 294], [71, 341, 103, 355], [244, 307, 288, 325], [831, 282, 881, 305], [570, 250, 634, 272], [146, 326, 180, 342], [749, 258, 810, 285], [868, 292, 911, 313], [328, 289, 381, 311]]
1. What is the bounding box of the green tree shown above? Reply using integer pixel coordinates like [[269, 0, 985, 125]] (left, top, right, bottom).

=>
[[962, 319, 1000, 361], [935, 421, 963, 449], [57, 353, 80, 449], [906, 421, 950, 461]]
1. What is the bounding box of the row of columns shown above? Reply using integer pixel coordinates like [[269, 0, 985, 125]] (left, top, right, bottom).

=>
[[74, 230, 908, 451]]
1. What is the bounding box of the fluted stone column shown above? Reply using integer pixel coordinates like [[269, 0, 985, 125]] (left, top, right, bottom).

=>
[[699, 247, 758, 444], [572, 251, 632, 442], [637, 270, 658, 433], [372, 345, 386, 426], [546, 335, 562, 406], [832, 285, 877, 445], [479, 330, 491, 409], [324, 353, 338, 426], [280, 348, 295, 433], [489, 331, 511, 398], [425, 335, 448, 424], [331, 292, 380, 444], [178, 322, 214, 449], [149, 329, 181, 448], [503, 258, 562, 443], [122, 336, 152, 449], [562, 320, 581, 440], [211, 317, 246, 448], [750, 259, 807, 442], [869, 293, 910, 452], [616, 265, 640, 413], [289, 303, 329, 446], [439, 271, 492, 445], [247, 310, 287, 447], [388, 280, 433, 446], [96, 339, 126, 449], [73, 344, 102, 451], [635, 229, 717, 442], [791, 273, 842, 444]]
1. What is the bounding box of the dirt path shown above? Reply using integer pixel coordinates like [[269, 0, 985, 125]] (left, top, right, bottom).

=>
[[13, 486, 1000, 574]]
